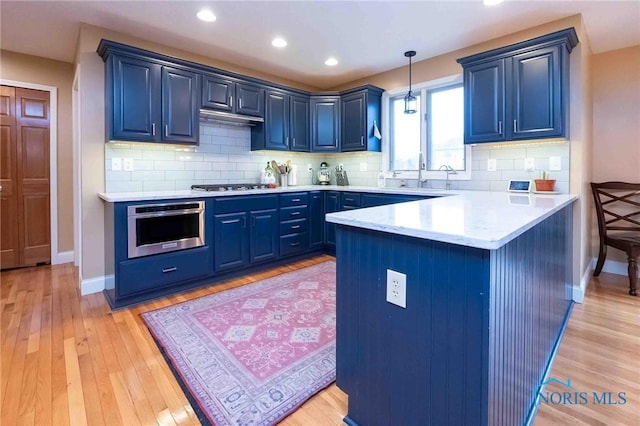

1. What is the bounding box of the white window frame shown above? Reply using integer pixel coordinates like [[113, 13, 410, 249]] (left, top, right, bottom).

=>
[[381, 74, 471, 181]]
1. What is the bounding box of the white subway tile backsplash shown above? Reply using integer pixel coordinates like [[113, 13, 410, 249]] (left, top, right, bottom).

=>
[[104, 124, 570, 193]]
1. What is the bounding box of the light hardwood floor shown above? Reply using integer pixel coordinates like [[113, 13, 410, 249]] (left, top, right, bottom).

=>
[[1, 256, 638, 425]]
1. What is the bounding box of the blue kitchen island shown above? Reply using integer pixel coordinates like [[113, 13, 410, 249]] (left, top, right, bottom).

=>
[[326, 191, 577, 426]]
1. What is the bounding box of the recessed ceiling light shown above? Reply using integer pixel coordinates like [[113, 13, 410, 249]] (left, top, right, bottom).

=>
[[324, 57, 338, 66], [272, 37, 287, 48], [483, 0, 504, 5], [197, 9, 216, 22]]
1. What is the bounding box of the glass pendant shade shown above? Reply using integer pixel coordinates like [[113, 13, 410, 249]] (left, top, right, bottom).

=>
[[404, 50, 417, 114], [404, 91, 417, 114]]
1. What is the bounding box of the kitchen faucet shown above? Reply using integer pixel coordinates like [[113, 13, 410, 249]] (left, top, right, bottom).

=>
[[439, 164, 457, 190]]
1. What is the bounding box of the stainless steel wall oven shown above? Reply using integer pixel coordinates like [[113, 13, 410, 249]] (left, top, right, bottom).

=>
[[127, 201, 205, 258]]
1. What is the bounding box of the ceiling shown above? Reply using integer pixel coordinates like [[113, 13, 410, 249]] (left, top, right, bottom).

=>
[[1, 1, 639, 89]]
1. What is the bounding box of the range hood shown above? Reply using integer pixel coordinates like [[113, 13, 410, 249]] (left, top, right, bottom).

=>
[[199, 109, 264, 127]]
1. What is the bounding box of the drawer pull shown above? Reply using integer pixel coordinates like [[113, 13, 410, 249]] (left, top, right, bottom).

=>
[[162, 267, 177, 273], [290, 242, 301, 247], [290, 211, 301, 216], [292, 198, 301, 202], [345, 198, 354, 202], [291, 225, 301, 229]]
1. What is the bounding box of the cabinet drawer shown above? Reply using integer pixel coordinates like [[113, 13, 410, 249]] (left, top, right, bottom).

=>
[[117, 246, 210, 297], [280, 205, 308, 221], [215, 195, 277, 214], [341, 193, 361, 208], [280, 218, 308, 235], [280, 233, 309, 257], [280, 192, 309, 207]]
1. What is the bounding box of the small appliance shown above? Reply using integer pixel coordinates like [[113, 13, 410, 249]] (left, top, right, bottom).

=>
[[335, 164, 349, 186], [317, 162, 331, 185]]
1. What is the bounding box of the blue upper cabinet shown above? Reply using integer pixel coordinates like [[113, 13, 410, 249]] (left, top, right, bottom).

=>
[[108, 55, 160, 142], [162, 66, 199, 144], [311, 96, 340, 152], [100, 43, 200, 145], [458, 28, 578, 144], [341, 86, 383, 152], [201, 74, 264, 117], [463, 59, 506, 143], [236, 82, 264, 117], [264, 89, 290, 150], [290, 95, 310, 152]]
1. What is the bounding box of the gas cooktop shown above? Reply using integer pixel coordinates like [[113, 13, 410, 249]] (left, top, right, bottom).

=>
[[191, 184, 269, 192]]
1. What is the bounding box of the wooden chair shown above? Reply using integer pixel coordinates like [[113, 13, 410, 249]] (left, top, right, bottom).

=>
[[591, 182, 640, 296]]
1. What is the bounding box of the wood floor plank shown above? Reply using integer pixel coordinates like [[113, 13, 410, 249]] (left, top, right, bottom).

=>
[[1, 257, 637, 426]]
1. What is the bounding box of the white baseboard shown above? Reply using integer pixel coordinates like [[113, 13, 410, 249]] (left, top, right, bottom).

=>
[[80, 274, 111, 295], [599, 258, 639, 277], [54, 250, 74, 265], [573, 260, 594, 304]]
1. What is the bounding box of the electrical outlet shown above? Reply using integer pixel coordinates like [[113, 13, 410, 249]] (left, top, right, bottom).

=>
[[549, 156, 561, 171], [111, 157, 122, 171], [359, 162, 368, 172], [487, 158, 497, 172], [386, 269, 407, 308], [123, 158, 134, 172], [307, 163, 313, 171], [524, 157, 535, 171]]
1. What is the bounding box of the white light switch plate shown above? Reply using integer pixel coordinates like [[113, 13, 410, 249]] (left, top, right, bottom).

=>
[[386, 269, 407, 308], [524, 157, 535, 171], [549, 156, 561, 171], [111, 157, 122, 171], [487, 158, 497, 172], [123, 158, 134, 172]]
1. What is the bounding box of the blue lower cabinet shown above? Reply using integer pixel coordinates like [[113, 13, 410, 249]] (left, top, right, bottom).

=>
[[214, 212, 249, 272], [324, 191, 340, 248], [249, 209, 278, 263], [361, 193, 426, 207], [309, 191, 324, 250], [117, 246, 210, 298], [279, 233, 309, 257]]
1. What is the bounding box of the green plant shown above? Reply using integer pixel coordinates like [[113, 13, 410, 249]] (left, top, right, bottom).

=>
[[541, 170, 551, 180]]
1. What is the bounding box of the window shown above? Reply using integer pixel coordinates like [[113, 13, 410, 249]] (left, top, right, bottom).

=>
[[384, 76, 470, 179]]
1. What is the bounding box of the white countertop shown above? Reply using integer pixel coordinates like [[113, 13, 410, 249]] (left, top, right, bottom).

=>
[[325, 191, 577, 250], [98, 185, 453, 202]]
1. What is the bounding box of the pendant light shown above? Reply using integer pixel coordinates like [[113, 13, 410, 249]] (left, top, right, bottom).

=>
[[404, 50, 417, 114]]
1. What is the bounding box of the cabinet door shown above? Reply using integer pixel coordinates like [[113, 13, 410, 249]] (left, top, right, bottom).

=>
[[265, 90, 290, 150], [110, 55, 160, 141], [324, 191, 340, 247], [201, 73, 234, 111], [290, 95, 310, 152], [161, 66, 199, 144], [309, 191, 324, 249], [311, 97, 340, 152], [341, 92, 366, 151], [250, 209, 278, 263], [464, 59, 506, 144], [512, 46, 563, 140], [214, 212, 248, 271], [237, 82, 264, 117]]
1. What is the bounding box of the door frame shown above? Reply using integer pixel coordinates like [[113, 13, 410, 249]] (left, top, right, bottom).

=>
[[1, 79, 62, 265]]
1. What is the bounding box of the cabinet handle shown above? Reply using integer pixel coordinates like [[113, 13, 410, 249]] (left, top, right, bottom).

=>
[[291, 225, 301, 230], [498, 120, 502, 135], [242, 217, 247, 228], [361, 136, 364, 146], [292, 198, 301, 202], [152, 123, 156, 136], [286, 137, 289, 146], [290, 242, 301, 247], [239, 98, 243, 109], [292, 138, 296, 147], [513, 120, 517, 133], [165, 124, 169, 137], [162, 267, 177, 273], [229, 95, 233, 107], [291, 211, 301, 216]]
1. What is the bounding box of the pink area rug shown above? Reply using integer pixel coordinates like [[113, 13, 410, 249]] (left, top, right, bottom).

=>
[[141, 261, 336, 426]]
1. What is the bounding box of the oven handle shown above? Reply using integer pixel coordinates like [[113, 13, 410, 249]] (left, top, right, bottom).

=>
[[130, 208, 204, 219]]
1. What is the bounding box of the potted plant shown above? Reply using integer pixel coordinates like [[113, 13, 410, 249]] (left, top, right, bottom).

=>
[[535, 171, 556, 192]]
